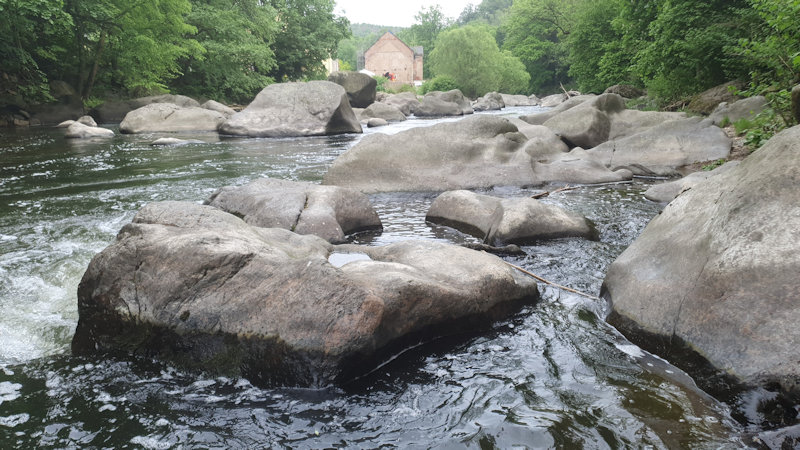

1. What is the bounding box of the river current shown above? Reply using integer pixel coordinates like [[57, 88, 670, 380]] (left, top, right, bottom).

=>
[[0, 107, 747, 448]]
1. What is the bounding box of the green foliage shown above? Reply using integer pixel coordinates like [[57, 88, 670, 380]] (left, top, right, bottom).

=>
[[502, 0, 576, 93], [430, 25, 529, 97], [373, 75, 387, 92], [737, 0, 800, 89], [398, 5, 452, 79], [174, 0, 277, 104], [338, 59, 352, 72], [702, 159, 726, 171], [733, 108, 786, 149], [268, 0, 350, 81], [456, 0, 512, 26], [419, 76, 460, 95]]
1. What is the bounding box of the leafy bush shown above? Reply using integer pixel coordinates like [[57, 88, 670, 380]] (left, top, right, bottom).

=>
[[419, 76, 460, 95], [702, 159, 726, 171], [373, 75, 387, 92], [733, 107, 786, 149]]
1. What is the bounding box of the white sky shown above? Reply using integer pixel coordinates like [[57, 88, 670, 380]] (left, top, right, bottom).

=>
[[334, 0, 472, 28]]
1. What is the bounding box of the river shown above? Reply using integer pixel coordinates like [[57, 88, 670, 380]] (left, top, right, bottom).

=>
[[0, 107, 746, 448]]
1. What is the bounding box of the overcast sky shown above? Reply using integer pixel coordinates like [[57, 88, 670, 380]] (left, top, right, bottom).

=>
[[334, 0, 472, 27]]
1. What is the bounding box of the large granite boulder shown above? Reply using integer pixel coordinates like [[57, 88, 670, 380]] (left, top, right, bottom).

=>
[[427, 190, 597, 245], [513, 122, 569, 156], [603, 84, 645, 99], [602, 125, 800, 392], [539, 94, 568, 108], [65, 122, 114, 138], [90, 94, 200, 123], [219, 81, 362, 137], [205, 178, 382, 243], [72, 201, 539, 386], [472, 92, 505, 111], [708, 96, 768, 126], [120, 103, 227, 134], [519, 95, 595, 125], [360, 102, 406, 122], [323, 115, 531, 193], [381, 92, 420, 116], [542, 93, 626, 148], [587, 117, 731, 176], [531, 148, 633, 184], [416, 90, 474, 117], [686, 81, 744, 115], [327, 71, 377, 108], [201, 100, 236, 118], [501, 94, 538, 107], [607, 109, 687, 140], [643, 161, 740, 203]]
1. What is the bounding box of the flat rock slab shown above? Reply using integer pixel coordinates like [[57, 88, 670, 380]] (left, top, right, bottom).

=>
[[588, 117, 731, 176], [205, 178, 382, 244], [427, 190, 597, 245], [603, 125, 800, 390], [219, 81, 362, 137], [643, 161, 739, 203], [323, 115, 531, 193], [72, 201, 539, 386], [120, 103, 227, 134], [532, 148, 633, 185]]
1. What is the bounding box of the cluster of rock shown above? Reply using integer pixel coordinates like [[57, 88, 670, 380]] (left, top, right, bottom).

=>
[[72, 198, 540, 386]]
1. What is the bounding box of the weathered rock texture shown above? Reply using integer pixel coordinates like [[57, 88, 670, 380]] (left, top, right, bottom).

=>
[[603, 125, 800, 391], [427, 190, 597, 245], [473, 92, 505, 111], [72, 201, 539, 386], [708, 96, 768, 126], [542, 93, 626, 148], [381, 92, 419, 116], [205, 178, 382, 243], [323, 115, 531, 193], [327, 71, 377, 108], [501, 94, 539, 107], [686, 81, 744, 115], [603, 84, 646, 99], [201, 100, 236, 118], [416, 90, 474, 117], [360, 102, 406, 122], [90, 94, 200, 123], [643, 161, 739, 203], [65, 122, 114, 138], [120, 103, 227, 134], [219, 81, 362, 137]]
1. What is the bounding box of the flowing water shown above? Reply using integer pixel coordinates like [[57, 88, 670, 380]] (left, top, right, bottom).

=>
[[0, 108, 747, 448]]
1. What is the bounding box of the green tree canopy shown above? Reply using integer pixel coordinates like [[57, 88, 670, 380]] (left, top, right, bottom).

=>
[[430, 24, 529, 97], [398, 5, 452, 79]]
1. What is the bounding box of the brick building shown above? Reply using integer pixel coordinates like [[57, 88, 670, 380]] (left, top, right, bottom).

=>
[[363, 32, 423, 85]]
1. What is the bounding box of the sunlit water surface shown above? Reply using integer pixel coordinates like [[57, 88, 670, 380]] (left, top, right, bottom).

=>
[[0, 107, 746, 448]]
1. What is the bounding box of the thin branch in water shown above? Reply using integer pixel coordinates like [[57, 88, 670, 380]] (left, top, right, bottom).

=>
[[502, 260, 599, 300]]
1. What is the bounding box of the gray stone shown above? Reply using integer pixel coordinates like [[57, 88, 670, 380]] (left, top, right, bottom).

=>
[[367, 118, 388, 128], [532, 148, 633, 184], [328, 71, 377, 108], [323, 115, 531, 193], [361, 102, 406, 122], [205, 178, 381, 243], [643, 161, 740, 203], [381, 92, 420, 116], [588, 117, 731, 176], [519, 95, 596, 125], [603, 84, 645, 99], [539, 94, 568, 108], [513, 122, 569, 157], [201, 100, 236, 118], [90, 94, 200, 123], [708, 96, 768, 126], [687, 81, 744, 115], [72, 201, 539, 386], [416, 89, 473, 117], [65, 122, 114, 138], [603, 124, 800, 391], [472, 92, 505, 111], [501, 94, 537, 107], [151, 137, 204, 146], [608, 109, 687, 140], [120, 103, 226, 134], [219, 81, 362, 137], [542, 93, 626, 148], [426, 190, 596, 245]]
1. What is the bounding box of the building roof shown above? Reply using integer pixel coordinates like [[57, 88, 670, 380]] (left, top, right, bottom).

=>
[[367, 31, 420, 56]]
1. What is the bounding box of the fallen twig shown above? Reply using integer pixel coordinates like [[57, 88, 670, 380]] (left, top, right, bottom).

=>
[[531, 180, 634, 199], [502, 260, 600, 300]]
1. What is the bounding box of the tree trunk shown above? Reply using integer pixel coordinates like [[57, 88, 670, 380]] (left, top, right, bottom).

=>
[[83, 31, 107, 100]]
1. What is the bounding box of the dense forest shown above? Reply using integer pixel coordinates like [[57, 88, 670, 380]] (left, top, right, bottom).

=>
[[0, 0, 348, 105], [340, 0, 798, 113], [1, 0, 797, 115]]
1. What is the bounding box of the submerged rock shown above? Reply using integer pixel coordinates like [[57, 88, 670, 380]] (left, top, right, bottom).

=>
[[426, 190, 597, 245], [219, 81, 362, 137], [603, 125, 800, 393], [205, 178, 382, 244], [72, 201, 539, 386]]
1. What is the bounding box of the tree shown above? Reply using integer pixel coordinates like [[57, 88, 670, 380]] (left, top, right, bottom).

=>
[[268, 0, 350, 81], [430, 24, 529, 97], [566, 0, 629, 93], [0, 0, 72, 102], [738, 0, 800, 89], [399, 5, 452, 79], [172, 0, 277, 104], [457, 0, 512, 27], [502, 0, 577, 93]]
